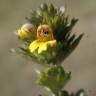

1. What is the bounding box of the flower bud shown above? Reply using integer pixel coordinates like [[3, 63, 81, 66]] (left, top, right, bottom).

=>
[[17, 23, 34, 40]]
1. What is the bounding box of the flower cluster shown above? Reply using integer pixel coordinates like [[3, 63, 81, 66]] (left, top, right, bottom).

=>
[[18, 24, 57, 54], [16, 3, 83, 65]]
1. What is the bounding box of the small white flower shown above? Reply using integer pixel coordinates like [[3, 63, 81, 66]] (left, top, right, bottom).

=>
[[60, 6, 65, 13]]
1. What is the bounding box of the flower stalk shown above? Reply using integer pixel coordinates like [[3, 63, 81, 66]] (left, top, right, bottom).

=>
[[14, 3, 84, 96]]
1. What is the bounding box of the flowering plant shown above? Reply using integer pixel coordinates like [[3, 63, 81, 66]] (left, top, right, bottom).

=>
[[15, 3, 84, 96]]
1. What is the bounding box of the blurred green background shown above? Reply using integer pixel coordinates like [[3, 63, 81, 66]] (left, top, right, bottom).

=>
[[0, 0, 96, 96]]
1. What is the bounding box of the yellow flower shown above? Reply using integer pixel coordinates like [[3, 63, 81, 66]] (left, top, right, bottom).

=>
[[18, 28, 30, 40], [29, 40, 57, 54], [29, 24, 57, 54]]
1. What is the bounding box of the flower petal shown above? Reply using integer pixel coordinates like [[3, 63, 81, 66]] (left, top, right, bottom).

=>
[[29, 40, 39, 53], [47, 40, 57, 47], [38, 43, 47, 54]]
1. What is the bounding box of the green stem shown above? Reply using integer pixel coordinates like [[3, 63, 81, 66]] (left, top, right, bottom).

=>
[[54, 91, 60, 96], [54, 90, 65, 96], [54, 93, 59, 96]]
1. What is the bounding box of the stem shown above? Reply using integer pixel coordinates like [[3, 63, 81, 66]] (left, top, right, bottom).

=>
[[54, 93, 59, 96], [54, 91, 59, 96], [54, 90, 64, 96], [55, 93, 59, 96]]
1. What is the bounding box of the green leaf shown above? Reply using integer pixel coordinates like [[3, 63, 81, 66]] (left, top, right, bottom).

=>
[[37, 66, 71, 94]]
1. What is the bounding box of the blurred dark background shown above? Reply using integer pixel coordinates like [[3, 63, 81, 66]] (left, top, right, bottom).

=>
[[0, 0, 96, 96]]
